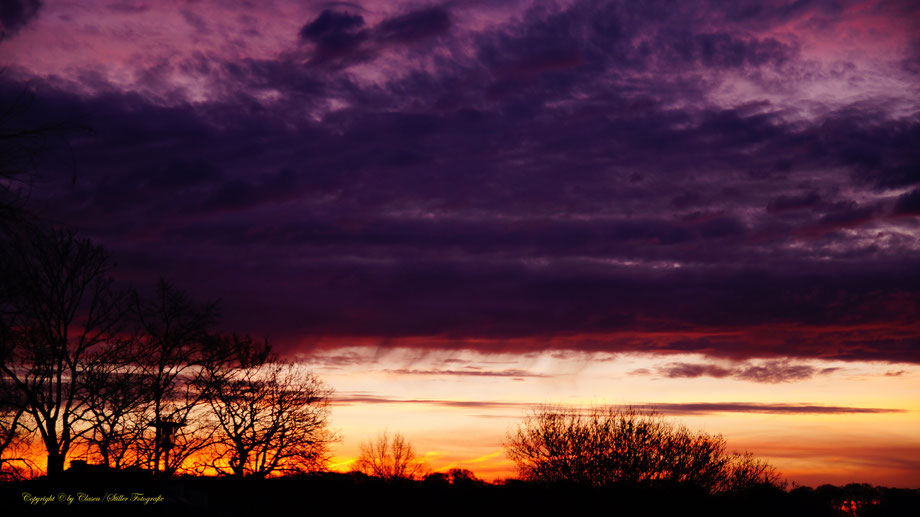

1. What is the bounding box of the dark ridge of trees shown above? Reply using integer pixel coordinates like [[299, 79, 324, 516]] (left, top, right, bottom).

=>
[[423, 468, 484, 487], [2, 473, 917, 517], [505, 406, 784, 493]]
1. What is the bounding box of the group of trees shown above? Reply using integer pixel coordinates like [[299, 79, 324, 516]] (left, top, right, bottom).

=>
[[0, 226, 335, 480], [353, 431, 485, 487], [0, 225, 787, 489], [505, 406, 784, 493]]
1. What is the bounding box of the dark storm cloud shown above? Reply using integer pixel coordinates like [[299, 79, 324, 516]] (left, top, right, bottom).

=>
[[0, 0, 41, 41], [298, 6, 451, 67], [202, 169, 301, 213], [768, 191, 822, 212], [300, 9, 365, 41], [377, 6, 450, 43], [894, 188, 920, 215], [148, 159, 220, 189], [299, 9, 369, 65], [819, 109, 920, 190], [659, 31, 793, 69], [474, 0, 798, 89], [12, 0, 920, 363]]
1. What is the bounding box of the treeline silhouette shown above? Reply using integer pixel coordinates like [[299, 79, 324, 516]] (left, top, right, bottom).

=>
[[2, 469, 917, 516], [0, 226, 335, 480]]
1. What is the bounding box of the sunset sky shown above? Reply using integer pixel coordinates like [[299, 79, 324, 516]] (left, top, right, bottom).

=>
[[1, 0, 918, 486]]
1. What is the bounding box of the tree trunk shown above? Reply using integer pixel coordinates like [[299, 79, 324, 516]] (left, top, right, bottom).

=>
[[46, 452, 65, 478], [234, 449, 248, 478]]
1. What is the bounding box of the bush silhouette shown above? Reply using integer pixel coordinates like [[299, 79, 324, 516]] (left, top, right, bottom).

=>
[[506, 406, 783, 493]]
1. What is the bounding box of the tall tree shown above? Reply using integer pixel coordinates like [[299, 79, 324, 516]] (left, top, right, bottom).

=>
[[78, 340, 151, 469], [128, 279, 221, 477], [0, 228, 124, 476], [201, 339, 335, 478]]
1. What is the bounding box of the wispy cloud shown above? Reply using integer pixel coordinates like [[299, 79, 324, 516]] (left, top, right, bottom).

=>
[[639, 403, 905, 415], [384, 368, 548, 378], [332, 393, 904, 415], [648, 360, 839, 383]]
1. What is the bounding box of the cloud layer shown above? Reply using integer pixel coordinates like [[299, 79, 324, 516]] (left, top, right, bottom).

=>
[[2, 0, 918, 362], [644, 360, 840, 383], [332, 394, 905, 415]]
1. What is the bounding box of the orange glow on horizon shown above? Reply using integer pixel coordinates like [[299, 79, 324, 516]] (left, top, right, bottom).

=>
[[4, 349, 917, 488]]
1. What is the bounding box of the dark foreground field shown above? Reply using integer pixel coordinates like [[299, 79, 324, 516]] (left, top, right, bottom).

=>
[[2, 472, 917, 517]]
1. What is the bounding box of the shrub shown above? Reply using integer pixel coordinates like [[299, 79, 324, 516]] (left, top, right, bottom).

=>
[[505, 406, 783, 493]]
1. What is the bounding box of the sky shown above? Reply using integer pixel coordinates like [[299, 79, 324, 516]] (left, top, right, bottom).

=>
[[1, 0, 918, 486]]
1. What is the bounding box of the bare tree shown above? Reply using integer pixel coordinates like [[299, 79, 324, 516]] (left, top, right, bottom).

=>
[[78, 340, 151, 469], [505, 406, 784, 492], [0, 373, 36, 480], [127, 279, 222, 477], [201, 340, 336, 478], [355, 431, 428, 481], [0, 228, 124, 477]]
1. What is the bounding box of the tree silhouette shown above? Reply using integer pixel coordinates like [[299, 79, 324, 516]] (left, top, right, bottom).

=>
[[0, 228, 125, 477], [78, 340, 151, 469], [423, 468, 483, 486], [200, 338, 336, 478], [505, 406, 784, 492], [0, 372, 35, 480], [0, 229, 29, 479], [355, 431, 428, 481], [127, 279, 222, 477]]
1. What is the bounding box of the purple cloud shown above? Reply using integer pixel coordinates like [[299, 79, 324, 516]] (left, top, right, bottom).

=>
[[377, 7, 450, 43], [4, 0, 918, 364], [0, 0, 42, 41]]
